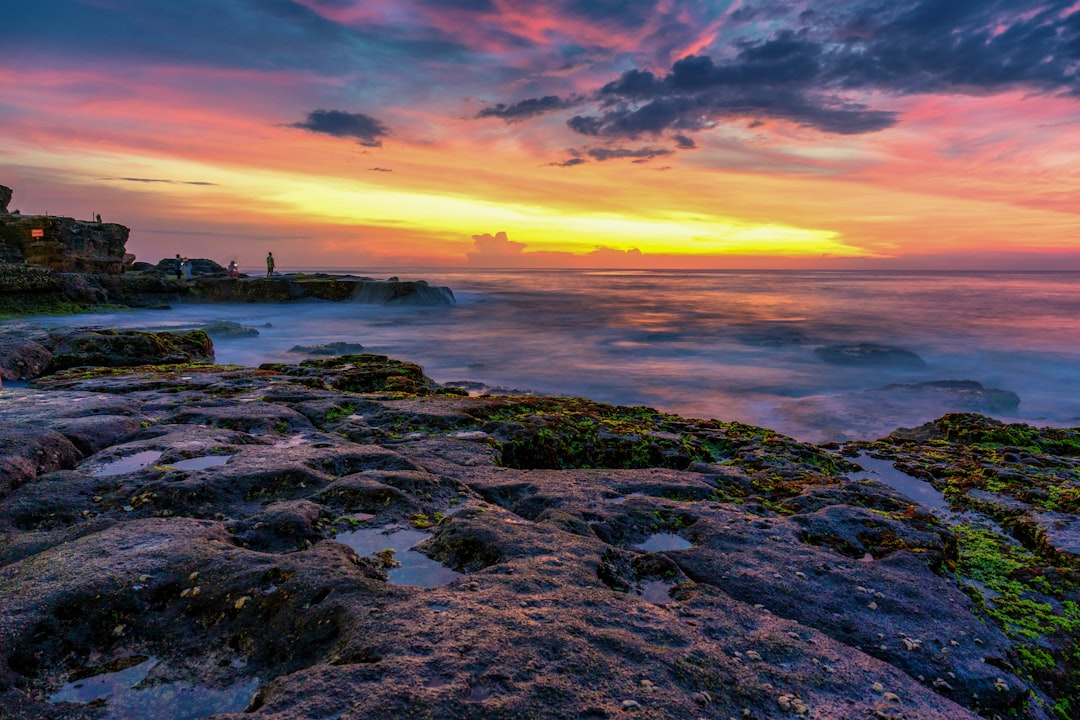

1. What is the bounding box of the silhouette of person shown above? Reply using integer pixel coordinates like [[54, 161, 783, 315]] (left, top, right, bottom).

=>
[[228, 260, 239, 279], [266, 252, 275, 277], [174, 253, 183, 280], [95, 213, 102, 224]]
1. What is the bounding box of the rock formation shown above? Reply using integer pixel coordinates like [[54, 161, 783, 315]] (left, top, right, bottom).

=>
[[0, 185, 130, 274], [0, 185, 455, 315], [0, 336, 1076, 719], [189, 274, 455, 306]]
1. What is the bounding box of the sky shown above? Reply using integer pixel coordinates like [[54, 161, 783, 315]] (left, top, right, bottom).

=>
[[2, 0, 1080, 270]]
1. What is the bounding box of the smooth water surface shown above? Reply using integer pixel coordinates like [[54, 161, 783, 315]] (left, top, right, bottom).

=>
[[638, 579, 678, 603], [50, 657, 259, 720], [88, 450, 163, 477], [848, 453, 952, 514], [634, 533, 693, 552], [20, 269, 1080, 442], [169, 455, 231, 471], [334, 526, 462, 587]]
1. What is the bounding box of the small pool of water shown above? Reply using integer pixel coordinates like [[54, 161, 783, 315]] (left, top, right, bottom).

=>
[[335, 526, 463, 587], [601, 492, 643, 504], [50, 657, 156, 704], [49, 657, 259, 719], [88, 450, 163, 477], [634, 533, 693, 552], [169, 455, 231, 471], [847, 453, 951, 513], [638, 579, 678, 603]]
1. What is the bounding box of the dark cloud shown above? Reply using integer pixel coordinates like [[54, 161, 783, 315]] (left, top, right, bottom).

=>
[[556, 0, 1080, 140], [478, 95, 583, 121], [549, 158, 588, 167], [826, 0, 1080, 95], [103, 177, 217, 186], [369, 167, 393, 172], [587, 146, 671, 162], [290, 110, 389, 147], [673, 134, 696, 149]]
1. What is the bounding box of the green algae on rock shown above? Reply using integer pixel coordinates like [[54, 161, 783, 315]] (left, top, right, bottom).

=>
[[847, 413, 1080, 718]]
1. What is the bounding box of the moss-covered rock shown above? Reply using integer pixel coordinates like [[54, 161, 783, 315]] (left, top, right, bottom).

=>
[[260, 353, 437, 396], [45, 329, 214, 373]]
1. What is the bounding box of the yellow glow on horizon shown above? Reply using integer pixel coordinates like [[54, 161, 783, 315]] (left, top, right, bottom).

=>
[[8, 143, 870, 259], [273, 181, 862, 258]]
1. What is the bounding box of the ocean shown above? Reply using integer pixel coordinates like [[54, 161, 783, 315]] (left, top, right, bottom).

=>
[[21, 269, 1080, 443]]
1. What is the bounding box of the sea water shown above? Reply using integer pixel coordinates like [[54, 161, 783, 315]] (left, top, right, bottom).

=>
[[15, 269, 1080, 442]]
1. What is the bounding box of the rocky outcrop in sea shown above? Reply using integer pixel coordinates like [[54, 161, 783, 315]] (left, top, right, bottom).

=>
[[0, 328, 1077, 719], [0, 184, 455, 314]]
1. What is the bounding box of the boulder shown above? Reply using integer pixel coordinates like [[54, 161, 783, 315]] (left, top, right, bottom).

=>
[[45, 329, 214, 373], [814, 342, 926, 368], [199, 321, 260, 339], [288, 342, 365, 356], [152, 257, 227, 277], [0, 184, 11, 214], [875, 380, 1020, 413]]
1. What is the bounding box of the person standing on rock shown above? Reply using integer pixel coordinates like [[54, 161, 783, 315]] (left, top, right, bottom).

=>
[[228, 260, 239, 279], [182, 257, 193, 281], [174, 254, 183, 280], [266, 251, 275, 277]]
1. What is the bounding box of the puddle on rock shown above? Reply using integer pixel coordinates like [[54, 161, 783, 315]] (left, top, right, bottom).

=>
[[169, 455, 231, 471], [634, 533, 693, 552], [601, 492, 643, 504], [847, 452, 952, 514], [49, 657, 259, 720], [638, 579, 678, 604], [335, 527, 463, 587], [88, 450, 163, 477]]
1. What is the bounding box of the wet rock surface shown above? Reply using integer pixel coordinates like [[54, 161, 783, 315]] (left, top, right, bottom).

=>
[[0, 324, 216, 381], [814, 342, 926, 368], [0, 350, 1076, 719], [844, 413, 1080, 718]]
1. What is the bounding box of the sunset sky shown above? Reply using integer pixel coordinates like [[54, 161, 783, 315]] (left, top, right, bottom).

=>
[[3, 0, 1080, 269]]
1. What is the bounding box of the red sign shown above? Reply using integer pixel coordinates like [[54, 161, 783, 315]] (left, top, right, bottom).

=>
[[30, 229, 44, 238]]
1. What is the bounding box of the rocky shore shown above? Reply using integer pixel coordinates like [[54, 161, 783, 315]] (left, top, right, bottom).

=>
[[1, 328, 1078, 719], [0, 184, 454, 315]]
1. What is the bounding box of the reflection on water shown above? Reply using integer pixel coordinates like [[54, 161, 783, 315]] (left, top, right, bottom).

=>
[[634, 533, 693, 552], [51, 657, 157, 704], [169, 455, 231, 471], [19, 270, 1080, 442], [88, 450, 163, 477], [847, 453, 952, 514], [335, 526, 462, 587], [50, 657, 259, 720], [638, 579, 678, 603]]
